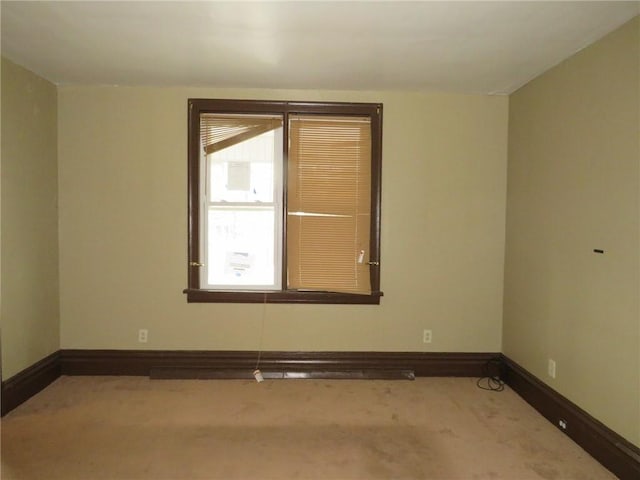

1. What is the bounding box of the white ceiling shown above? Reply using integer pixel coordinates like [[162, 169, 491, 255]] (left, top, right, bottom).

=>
[[1, 1, 638, 94]]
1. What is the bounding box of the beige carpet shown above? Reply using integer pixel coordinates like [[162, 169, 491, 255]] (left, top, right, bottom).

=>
[[1, 376, 614, 480]]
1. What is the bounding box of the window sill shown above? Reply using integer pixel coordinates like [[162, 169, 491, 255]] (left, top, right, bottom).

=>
[[183, 289, 383, 305]]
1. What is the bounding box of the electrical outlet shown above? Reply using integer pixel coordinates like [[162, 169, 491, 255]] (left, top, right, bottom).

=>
[[138, 329, 148, 343], [558, 419, 567, 430], [423, 329, 432, 344], [548, 359, 556, 379]]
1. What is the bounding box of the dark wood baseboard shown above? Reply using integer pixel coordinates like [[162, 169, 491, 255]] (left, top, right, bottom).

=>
[[2, 350, 497, 414], [60, 350, 499, 378], [502, 355, 640, 480], [1, 351, 61, 416]]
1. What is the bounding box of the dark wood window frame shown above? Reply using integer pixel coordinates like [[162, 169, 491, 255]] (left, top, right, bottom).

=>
[[184, 99, 383, 304]]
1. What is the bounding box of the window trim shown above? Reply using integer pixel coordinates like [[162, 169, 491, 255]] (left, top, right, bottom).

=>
[[185, 99, 383, 304]]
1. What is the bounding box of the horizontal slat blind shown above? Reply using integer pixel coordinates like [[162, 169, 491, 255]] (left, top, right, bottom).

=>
[[287, 115, 371, 294], [201, 114, 282, 154]]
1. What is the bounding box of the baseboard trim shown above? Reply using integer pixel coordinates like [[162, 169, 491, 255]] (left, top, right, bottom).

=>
[[501, 355, 640, 480], [60, 349, 498, 378], [1, 351, 61, 416], [2, 350, 496, 414]]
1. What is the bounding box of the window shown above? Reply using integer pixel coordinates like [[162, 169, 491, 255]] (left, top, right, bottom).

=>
[[185, 99, 382, 304]]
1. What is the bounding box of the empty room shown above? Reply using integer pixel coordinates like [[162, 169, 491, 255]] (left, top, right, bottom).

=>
[[1, 1, 639, 479]]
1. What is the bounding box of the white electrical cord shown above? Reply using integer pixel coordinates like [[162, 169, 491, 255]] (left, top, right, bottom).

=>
[[253, 293, 267, 383]]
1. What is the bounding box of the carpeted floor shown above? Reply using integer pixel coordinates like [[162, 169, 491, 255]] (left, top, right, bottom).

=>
[[1, 376, 615, 479]]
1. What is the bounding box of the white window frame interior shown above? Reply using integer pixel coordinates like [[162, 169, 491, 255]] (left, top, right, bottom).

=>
[[199, 124, 283, 291]]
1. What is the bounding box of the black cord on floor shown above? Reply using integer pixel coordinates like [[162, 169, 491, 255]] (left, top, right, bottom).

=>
[[476, 357, 505, 392]]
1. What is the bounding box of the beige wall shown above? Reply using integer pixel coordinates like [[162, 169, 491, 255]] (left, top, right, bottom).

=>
[[57, 87, 507, 353], [1, 58, 60, 379], [503, 17, 640, 446]]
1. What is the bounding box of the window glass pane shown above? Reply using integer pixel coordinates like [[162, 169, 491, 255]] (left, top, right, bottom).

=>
[[207, 207, 277, 287], [209, 128, 280, 203]]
